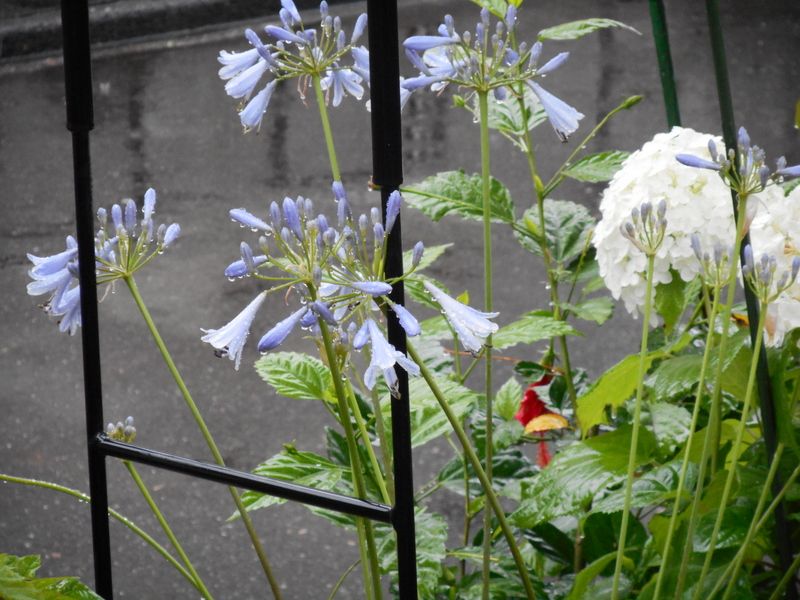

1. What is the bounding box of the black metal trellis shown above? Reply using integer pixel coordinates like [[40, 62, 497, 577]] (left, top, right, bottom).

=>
[[648, 2, 797, 597], [59, 0, 418, 597]]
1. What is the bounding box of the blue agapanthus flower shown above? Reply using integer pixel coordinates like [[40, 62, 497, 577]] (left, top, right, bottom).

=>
[[423, 280, 498, 354], [353, 318, 420, 394], [27, 188, 180, 335], [202, 184, 424, 372], [218, 0, 369, 131], [401, 6, 584, 140]]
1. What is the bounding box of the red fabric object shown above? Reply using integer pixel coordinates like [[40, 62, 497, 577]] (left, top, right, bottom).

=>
[[514, 374, 553, 427]]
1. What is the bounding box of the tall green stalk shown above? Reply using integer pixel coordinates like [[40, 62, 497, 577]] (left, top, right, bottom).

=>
[[123, 276, 283, 599], [0, 474, 199, 592], [313, 74, 342, 182], [408, 342, 537, 600], [611, 254, 656, 599], [653, 287, 721, 598], [124, 461, 214, 600], [318, 320, 383, 600], [693, 302, 768, 597], [674, 196, 748, 597], [478, 90, 496, 600]]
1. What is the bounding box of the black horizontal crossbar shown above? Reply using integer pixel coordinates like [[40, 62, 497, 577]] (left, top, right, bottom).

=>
[[96, 436, 393, 523]]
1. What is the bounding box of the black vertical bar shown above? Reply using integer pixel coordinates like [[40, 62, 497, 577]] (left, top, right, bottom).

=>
[[365, 1, 418, 598], [647, 0, 681, 127], [705, 2, 796, 597], [60, 2, 114, 598]]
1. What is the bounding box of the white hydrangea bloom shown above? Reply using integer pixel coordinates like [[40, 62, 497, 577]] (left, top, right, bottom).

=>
[[595, 126, 800, 345]]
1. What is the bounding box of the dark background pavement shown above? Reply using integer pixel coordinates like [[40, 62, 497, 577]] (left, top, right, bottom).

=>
[[1, 0, 798, 597]]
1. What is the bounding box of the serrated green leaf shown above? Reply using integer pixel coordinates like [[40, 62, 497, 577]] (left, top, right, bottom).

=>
[[493, 311, 578, 350], [512, 425, 656, 528], [236, 446, 346, 517], [514, 361, 548, 382], [538, 18, 640, 41], [515, 199, 595, 265], [645, 402, 692, 456], [403, 170, 515, 223], [403, 243, 452, 273], [496, 377, 523, 421], [592, 460, 697, 514], [0, 554, 102, 600], [255, 352, 334, 402], [576, 352, 663, 431], [382, 374, 478, 447], [563, 151, 630, 183], [375, 508, 447, 598], [562, 296, 614, 325], [693, 500, 754, 551]]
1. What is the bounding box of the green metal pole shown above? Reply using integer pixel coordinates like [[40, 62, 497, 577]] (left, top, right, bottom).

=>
[[648, 0, 681, 127], [704, 2, 796, 598]]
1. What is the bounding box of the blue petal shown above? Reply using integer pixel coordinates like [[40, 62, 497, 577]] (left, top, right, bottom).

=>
[[257, 306, 308, 352], [402, 35, 457, 52], [528, 82, 584, 142], [675, 154, 721, 171], [536, 52, 570, 76], [350, 281, 392, 296], [201, 292, 267, 369], [230, 208, 270, 231], [391, 302, 420, 337], [385, 190, 401, 234]]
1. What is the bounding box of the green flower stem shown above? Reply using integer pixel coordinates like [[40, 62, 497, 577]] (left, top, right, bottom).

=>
[[770, 551, 800, 600], [313, 74, 342, 182], [407, 341, 537, 600], [478, 89, 496, 600], [611, 253, 656, 600], [675, 197, 748, 598], [123, 276, 283, 599], [0, 474, 198, 592], [370, 388, 395, 502], [345, 381, 391, 505], [318, 320, 383, 600], [693, 302, 768, 598], [714, 444, 785, 599], [516, 89, 577, 407], [653, 287, 721, 598], [327, 560, 361, 600], [123, 461, 213, 600]]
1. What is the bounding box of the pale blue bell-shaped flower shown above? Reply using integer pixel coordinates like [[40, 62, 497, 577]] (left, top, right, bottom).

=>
[[423, 280, 498, 354], [240, 80, 278, 131], [321, 67, 364, 107], [201, 292, 267, 370], [528, 81, 584, 142], [257, 305, 309, 352], [362, 318, 420, 393], [218, 48, 260, 80], [225, 59, 269, 99]]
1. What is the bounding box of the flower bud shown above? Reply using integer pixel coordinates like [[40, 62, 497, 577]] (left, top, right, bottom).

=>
[[411, 240, 424, 267]]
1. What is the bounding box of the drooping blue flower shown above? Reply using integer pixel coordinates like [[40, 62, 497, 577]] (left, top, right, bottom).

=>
[[258, 305, 309, 352], [390, 301, 421, 337], [350, 281, 392, 296], [536, 51, 570, 76], [201, 292, 267, 370], [676, 153, 722, 171], [230, 208, 271, 231], [218, 48, 260, 80], [239, 80, 278, 131], [527, 82, 584, 142], [423, 280, 498, 354], [225, 59, 270, 99], [361, 318, 420, 393]]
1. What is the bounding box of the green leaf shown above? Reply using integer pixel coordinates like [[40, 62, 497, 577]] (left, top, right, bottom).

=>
[[382, 374, 478, 447], [0, 554, 102, 600], [782, 177, 800, 196], [375, 508, 447, 598], [493, 311, 578, 350], [576, 352, 663, 431], [236, 445, 347, 517], [403, 170, 515, 223], [563, 151, 630, 183], [561, 296, 614, 325], [514, 361, 549, 382], [654, 273, 700, 333], [538, 18, 640, 41], [693, 499, 754, 551], [403, 243, 452, 273], [496, 377, 523, 421], [254, 352, 334, 402], [645, 402, 692, 457], [566, 552, 619, 600], [516, 199, 595, 265], [582, 511, 647, 565], [512, 425, 656, 527], [592, 460, 696, 513], [468, 0, 507, 18]]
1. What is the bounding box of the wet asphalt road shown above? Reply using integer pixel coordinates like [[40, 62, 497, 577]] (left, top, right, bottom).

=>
[[1, 0, 798, 597]]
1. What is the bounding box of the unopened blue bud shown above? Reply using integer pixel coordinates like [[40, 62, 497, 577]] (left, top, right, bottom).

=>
[[385, 190, 401, 234], [312, 301, 337, 325], [337, 30, 346, 51], [743, 244, 754, 273], [270, 201, 282, 229], [373, 222, 385, 243], [163, 223, 180, 247], [759, 165, 770, 189], [124, 199, 137, 231], [351, 13, 367, 45], [281, 227, 292, 245], [475, 23, 484, 44], [444, 14, 454, 36], [505, 5, 516, 28], [737, 126, 750, 152], [319, 1, 328, 19], [323, 228, 336, 246], [97, 207, 107, 227], [370, 207, 381, 225], [412, 240, 424, 267], [317, 214, 329, 234], [358, 214, 368, 237], [240, 242, 255, 273], [792, 257, 800, 283], [494, 86, 507, 101], [690, 234, 703, 261], [530, 41, 543, 67], [708, 138, 718, 161], [480, 7, 489, 25], [283, 196, 304, 240]]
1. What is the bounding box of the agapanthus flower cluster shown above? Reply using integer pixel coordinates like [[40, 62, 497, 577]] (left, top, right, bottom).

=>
[[218, 0, 369, 131], [619, 200, 667, 256], [677, 126, 800, 196], [595, 126, 800, 343], [742, 244, 800, 306], [106, 416, 137, 443], [402, 6, 584, 140], [27, 188, 180, 335], [202, 185, 425, 393], [689, 234, 737, 289]]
